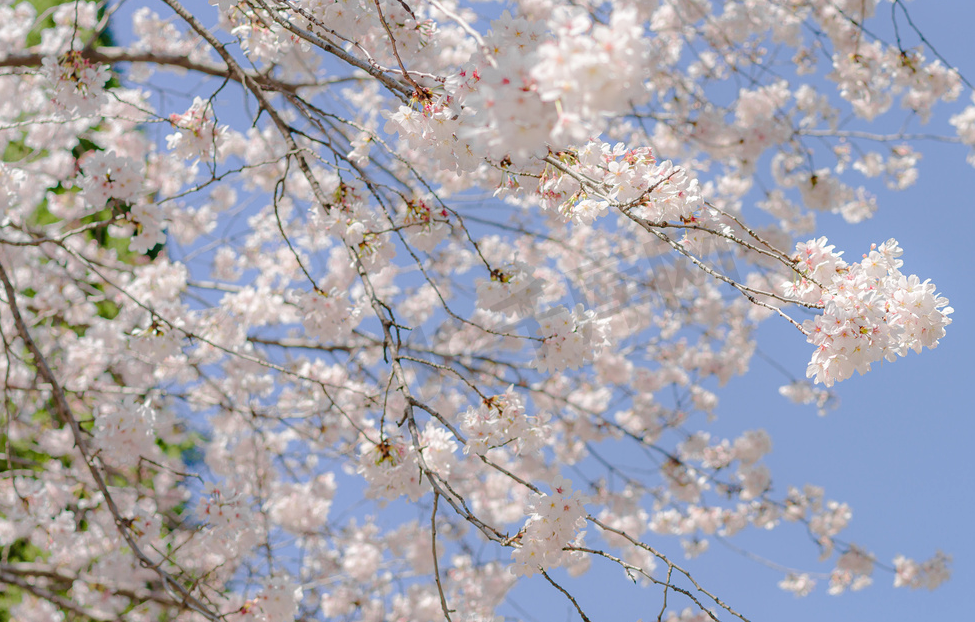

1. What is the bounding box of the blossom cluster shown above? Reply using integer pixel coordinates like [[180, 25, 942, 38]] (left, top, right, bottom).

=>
[[238, 578, 304, 622], [893, 552, 952, 590], [828, 547, 875, 594], [266, 474, 337, 535], [474, 260, 544, 317], [166, 96, 227, 161], [80, 151, 144, 206], [40, 51, 110, 117], [510, 477, 588, 577], [778, 381, 836, 416], [533, 304, 610, 374], [0, 164, 26, 213], [296, 287, 361, 342], [382, 6, 652, 170], [356, 434, 426, 501], [456, 8, 650, 162], [538, 140, 704, 226], [92, 396, 158, 468], [785, 238, 952, 386], [460, 386, 549, 456], [196, 485, 260, 562], [399, 197, 451, 252]]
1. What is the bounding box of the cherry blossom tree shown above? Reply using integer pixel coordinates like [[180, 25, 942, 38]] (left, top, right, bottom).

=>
[[0, 0, 965, 620]]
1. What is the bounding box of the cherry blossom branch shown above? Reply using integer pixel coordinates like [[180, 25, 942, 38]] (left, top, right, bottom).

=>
[[271, 161, 320, 288], [589, 517, 751, 622], [251, 0, 414, 100], [567, 546, 719, 622], [371, 0, 428, 97], [159, 0, 336, 217], [542, 153, 820, 302], [890, 0, 975, 90], [624, 211, 818, 309], [0, 562, 184, 609], [430, 491, 453, 622], [281, 90, 500, 275], [344, 153, 540, 344], [658, 564, 675, 622], [0, 214, 121, 247], [628, 214, 817, 298], [0, 48, 323, 93], [353, 248, 510, 543], [795, 128, 962, 143], [0, 569, 115, 621], [246, 335, 361, 353], [638, 225, 810, 334], [702, 201, 805, 271], [714, 536, 830, 579], [540, 569, 593, 622], [427, 0, 487, 49]]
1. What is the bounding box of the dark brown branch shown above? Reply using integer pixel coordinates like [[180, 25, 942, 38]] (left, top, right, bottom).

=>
[[0, 562, 184, 610], [0, 47, 330, 94], [0, 569, 115, 621]]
